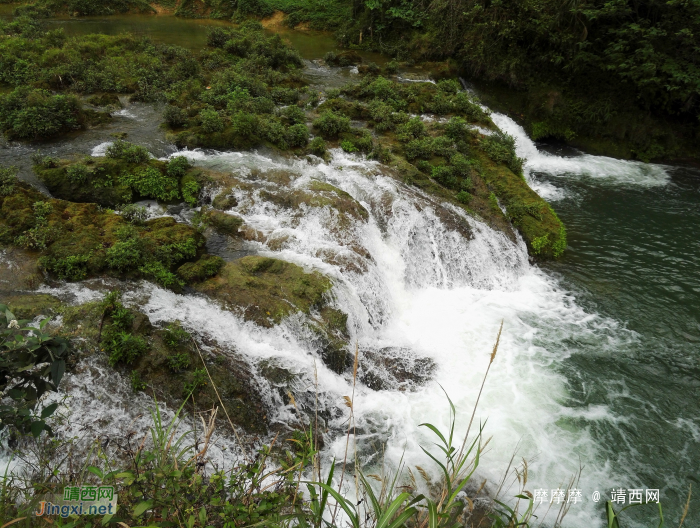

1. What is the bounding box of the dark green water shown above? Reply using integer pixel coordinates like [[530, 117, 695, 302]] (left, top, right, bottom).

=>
[[541, 161, 700, 524]]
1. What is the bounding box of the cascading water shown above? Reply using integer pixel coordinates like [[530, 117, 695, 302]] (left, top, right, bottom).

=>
[[2, 84, 694, 527]]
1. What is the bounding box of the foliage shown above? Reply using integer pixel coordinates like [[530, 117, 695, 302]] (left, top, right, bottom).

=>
[[481, 132, 523, 176], [119, 166, 181, 202], [120, 203, 148, 224], [0, 304, 69, 437], [106, 140, 150, 164], [313, 110, 352, 139], [163, 321, 191, 348], [0, 87, 84, 139], [166, 352, 191, 372], [309, 136, 327, 156]]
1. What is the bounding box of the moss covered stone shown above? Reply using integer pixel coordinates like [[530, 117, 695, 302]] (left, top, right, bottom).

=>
[[196, 256, 332, 327]]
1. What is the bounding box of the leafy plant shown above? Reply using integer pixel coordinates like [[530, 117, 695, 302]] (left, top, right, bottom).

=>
[[0, 304, 69, 437], [106, 140, 150, 164]]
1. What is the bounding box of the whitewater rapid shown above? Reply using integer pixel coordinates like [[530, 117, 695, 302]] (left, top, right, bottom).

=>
[[3, 101, 676, 527]]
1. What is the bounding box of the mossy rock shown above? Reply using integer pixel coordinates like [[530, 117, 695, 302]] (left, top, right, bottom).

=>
[[86, 93, 123, 108], [473, 150, 566, 259], [0, 183, 209, 285], [4, 293, 62, 320], [196, 256, 333, 327], [35, 156, 202, 208], [205, 210, 244, 236]]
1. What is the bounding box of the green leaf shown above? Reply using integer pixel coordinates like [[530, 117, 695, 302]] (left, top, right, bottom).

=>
[[40, 402, 58, 419], [30, 420, 46, 437], [199, 506, 207, 524], [133, 500, 154, 517], [50, 359, 66, 386], [87, 466, 104, 479]]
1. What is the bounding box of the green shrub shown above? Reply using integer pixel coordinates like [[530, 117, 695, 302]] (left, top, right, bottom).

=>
[[112, 305, 134, 330], [139, 261, 185, 289], [106, 237, 145, 272], [119, 166, 181, 202], [163, 321, 191, 348], [453, 92, 489, 122], [309, 136, 326, 156], [231, 111, 259, 138], [121, 203, 148, 224], [166, 352, 191, 372], [456, 190, 473, 204], [445, 116, 469, 140], [285, 123, 309, 148], [385, 60, 399, 74], [437, 79, 461, 94], [0, 303, 70, 437], [167, 156, 191, 178], [182, 178, 201, 207], [0, 88, 84, 140], [130, 370, 147, 391], [164, 105, 188, 128], [281, 105, 306, 125], [39, 254, 91, 281], [482, 131, 523, 175], [431, 165, 459, 189], [31, 154, 59, 169], [66, 164, 89, 184], [106, 140, 150, 164], [237, 0, 274, 17], [396, 117, 426, 142], [340, 140, 358, 153], [199, 108, 225, 133], [313, 110, 351, 139], [183, 368, 207, 396], [0, 166, 17, 197], [105, 330, 147, 366], [14, 201, 55, 250]]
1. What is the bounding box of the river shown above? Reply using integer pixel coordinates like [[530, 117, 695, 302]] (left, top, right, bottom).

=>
[[0, 13, 698, 527]]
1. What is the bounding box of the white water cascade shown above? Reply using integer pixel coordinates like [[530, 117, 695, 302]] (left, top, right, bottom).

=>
[[5, 103, 675, 527]]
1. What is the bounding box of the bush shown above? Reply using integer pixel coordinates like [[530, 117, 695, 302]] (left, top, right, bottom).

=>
[[167, 156, 191, 178], [164, 105, 188, 128], [285, 123, 309, 148], [396, 117, 426, 142], [39, 254, 91, 281], [119, 166, 181, 202], [482, 131, 523, 175], [121, 203, 148, 224], [105, 330, 147, 366], [166, 352, 191, 372], [309, 136, 326, 156], [139, 261, 185, 289], [199, 108, 225, 133], [106, 236, 145, 272], [0, 303, 69, 437], [340, 140, 358, 153], [456, 190, 473, 204], [281, 105, 306, 125], [66, 164, 89, 184], [0, 88, 83, 140], [431, 165, 459, 189], [0, 166, 18, 196], [181, 177, 201, 207], [312, 110, 351, 139], [106, 140, 150, 164]]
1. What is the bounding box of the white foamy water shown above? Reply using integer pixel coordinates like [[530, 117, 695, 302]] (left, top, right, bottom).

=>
[[489, 113, 671, 200], [146, 147, 630, 526], [3, 113, 657, 525]]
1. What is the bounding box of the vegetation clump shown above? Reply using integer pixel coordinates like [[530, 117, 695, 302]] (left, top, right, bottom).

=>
[[0, 170, 225, 287], [34, 146, 204, 208]]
